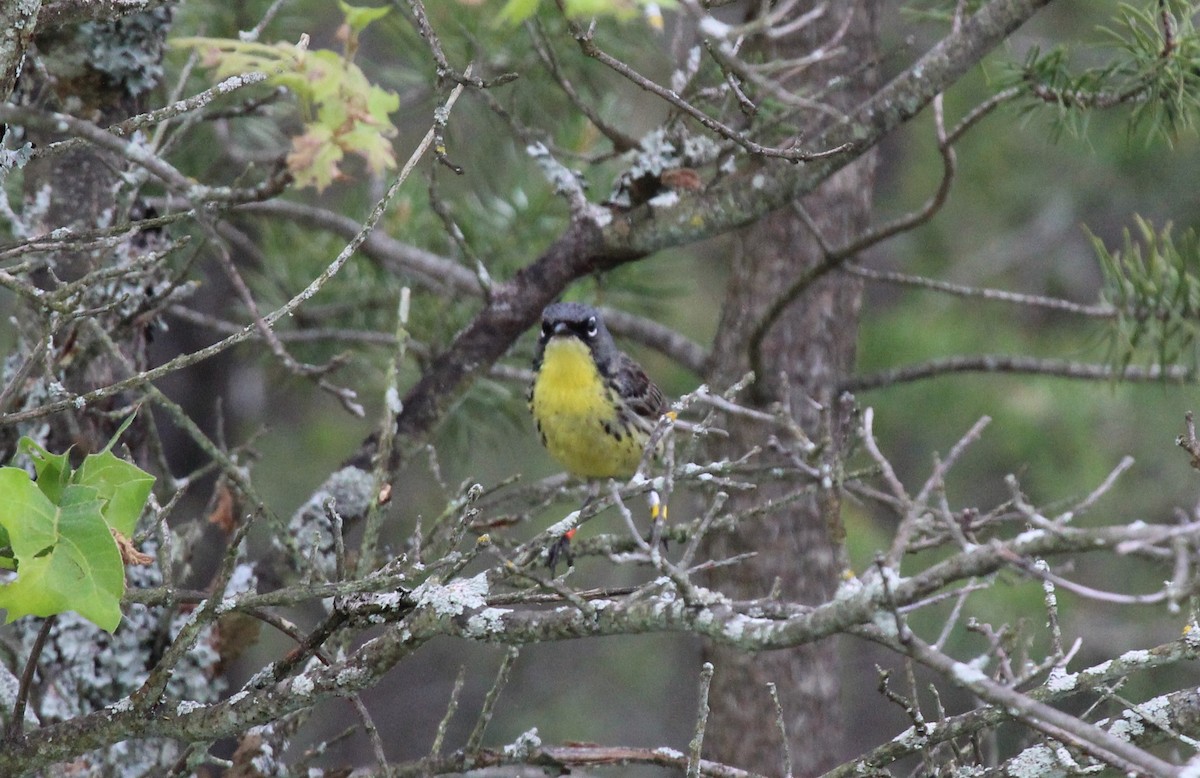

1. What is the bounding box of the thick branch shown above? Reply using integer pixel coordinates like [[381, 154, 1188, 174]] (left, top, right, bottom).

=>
[[236, 201, 708, 374], [379, 0, 1057, 458], [601, 0, 1055, 257], [395, 743, 768, 777], [385, 214, 634, 461], [3, 518, 1188, 773], [978, 686, 1200, 777]]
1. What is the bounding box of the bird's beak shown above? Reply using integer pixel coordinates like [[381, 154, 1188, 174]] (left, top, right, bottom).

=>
[[552, 321, 570, 336]]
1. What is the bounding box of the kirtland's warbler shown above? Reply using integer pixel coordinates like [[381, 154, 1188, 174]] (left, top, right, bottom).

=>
[[528, 302, 667, 568]]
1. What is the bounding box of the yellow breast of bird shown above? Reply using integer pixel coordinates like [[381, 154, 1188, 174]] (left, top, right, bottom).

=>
[[531, 337, 645, 479]]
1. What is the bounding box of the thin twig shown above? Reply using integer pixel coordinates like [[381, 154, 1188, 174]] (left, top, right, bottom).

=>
[[430, 665, 466, 759], [767, 683, 793, 778], [350, 695, 390, 777], [896, 631, 1183, 777], [0, 103, 286, 204], [914, 416, 991, 508], [2, 72, 467, 428], [934, 582, 980, 650], [844, 355, 1196, 393], [843, 264, 1114, 318], [687, 662, 716, 778], [131, 518, 255, 712], [561, 8, 850, 162], [358, 287, 411, 576], [208, 228, 363, 416], [8, 615, 56, 739], [1008, 552, 1173, 606], [1056, 455, 1134, 523], [403, 0, 514, 87], [1036, 559, 1065, 661], [746, 82, 961, 385], [464, 647, 519, 758], [861, 407, 912, 536], [831, 630, 1200, 778], [36, 73, 270, 160], [528, 19, 638, 151], [1176, 412, 1200, 471], [240, 0, 290, 42]]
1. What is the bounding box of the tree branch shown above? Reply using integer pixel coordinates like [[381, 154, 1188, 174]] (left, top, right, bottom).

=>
[[891, 629, 1184, 776], [843, 355, 1195, 393], [0, 103, 288, 205], [604, 0, 1056, 257], [822, 632, 1200, 777], [236, 202, 708, 375], [373, 0, 1057, 464], [843, 263, 1114, 317], [0, 79, 465, 429], [394, 742, 769, 777], [4, 510, 1196, 772]]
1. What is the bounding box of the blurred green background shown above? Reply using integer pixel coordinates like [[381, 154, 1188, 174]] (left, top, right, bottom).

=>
[[4, 0, 1186, 771]]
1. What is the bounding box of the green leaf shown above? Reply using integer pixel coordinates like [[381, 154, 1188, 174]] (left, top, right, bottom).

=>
[[176, 34, 400, 192], [496, 0, 541, 25], [102, 411, 140, 455], [366, 83, 401, 122], [75, 450, 155, 536], [0, 426, 152, 633], [287, 124, 345, 191], [565, 0, 631, 16], [17, 436, 71, 505], [304, 50, 345, 105], [0, 468, 58, 561], [339, 1, 390, 33], [0, 476, 124, 632], [342, 123, 398, 174], [496, 0, 675, 23]]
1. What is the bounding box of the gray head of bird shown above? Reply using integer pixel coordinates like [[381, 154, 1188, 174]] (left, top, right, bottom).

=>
[[537, 302, 618, 363]]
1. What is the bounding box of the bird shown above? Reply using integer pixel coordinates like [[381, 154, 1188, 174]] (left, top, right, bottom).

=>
[[528, 301, 668, 570]]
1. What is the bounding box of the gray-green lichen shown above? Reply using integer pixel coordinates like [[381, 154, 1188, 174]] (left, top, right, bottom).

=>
[[79, 9, 171, 97], [412, 571, 489, 617], [283, 466, 376, 580]]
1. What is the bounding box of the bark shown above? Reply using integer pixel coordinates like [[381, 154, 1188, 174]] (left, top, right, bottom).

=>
[[700, 2, 880, 774], [0, 10, 173, 761], [10, 9, 171, 458], [0, 1, 40, 102]]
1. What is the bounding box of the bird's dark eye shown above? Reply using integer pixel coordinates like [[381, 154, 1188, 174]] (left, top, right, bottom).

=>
[[585, 317, 598, 338], [541, 321, 553, 339]]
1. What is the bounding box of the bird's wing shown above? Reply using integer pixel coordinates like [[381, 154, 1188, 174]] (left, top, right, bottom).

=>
[[613, 352, 666, 421]]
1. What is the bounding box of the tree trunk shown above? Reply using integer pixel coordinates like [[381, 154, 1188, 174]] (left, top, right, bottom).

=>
[[1, 10, 174, 752], [10, 10, 171, 458], [701, 3, 879, 774]]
